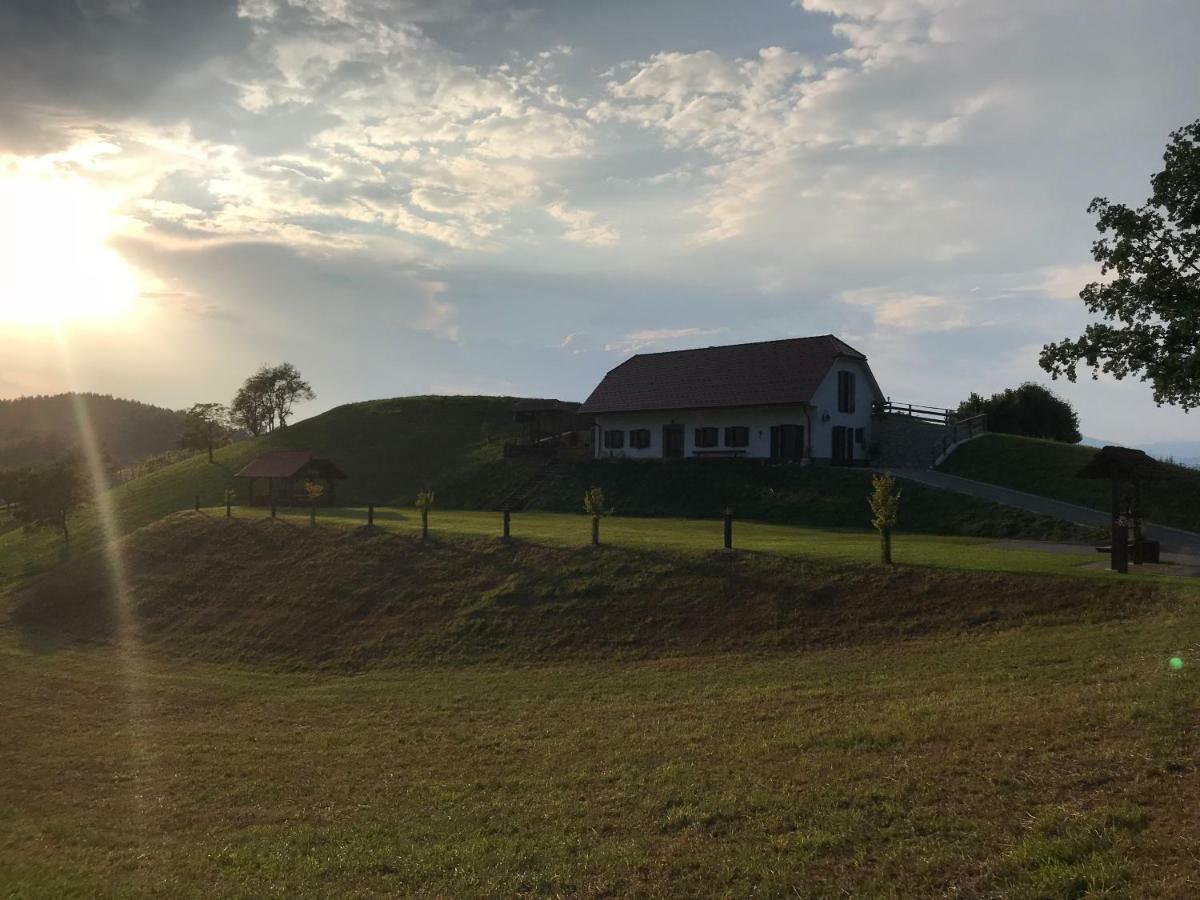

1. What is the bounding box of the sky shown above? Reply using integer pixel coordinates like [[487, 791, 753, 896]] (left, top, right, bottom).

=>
[[1, 0, 1198, 444]]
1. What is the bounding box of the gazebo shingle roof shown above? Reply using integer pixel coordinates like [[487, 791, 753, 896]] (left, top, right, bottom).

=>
[[578, 335, 871, 415], [235, 450, 346, 480]]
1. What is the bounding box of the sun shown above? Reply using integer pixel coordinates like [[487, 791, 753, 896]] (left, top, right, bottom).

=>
[[0, 158, 141, 330]]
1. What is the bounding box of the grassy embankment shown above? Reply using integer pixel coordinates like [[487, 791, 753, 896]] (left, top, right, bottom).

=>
[[1, 514, 1198, 896], [0, 397, 1094, 583], [197, 505, 1117, 580], [940, 433, 1200, 532]]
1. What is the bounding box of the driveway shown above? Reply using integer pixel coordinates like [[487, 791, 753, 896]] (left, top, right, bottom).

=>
[[887, 467, 1200, 556]]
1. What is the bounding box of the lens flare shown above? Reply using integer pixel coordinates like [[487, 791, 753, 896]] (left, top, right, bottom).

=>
[[53, 333, 159, 836], [1170, 656, 1184, 671]]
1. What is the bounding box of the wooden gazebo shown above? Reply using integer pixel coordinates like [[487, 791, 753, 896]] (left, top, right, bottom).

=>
[[235, 450, 346, 507], [1077, 445, 1169, 572]]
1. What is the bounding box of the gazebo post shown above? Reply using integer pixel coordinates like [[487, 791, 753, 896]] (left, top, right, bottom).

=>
[[1111, 478, 1128, 574], [1132, 477, 1144, 564]]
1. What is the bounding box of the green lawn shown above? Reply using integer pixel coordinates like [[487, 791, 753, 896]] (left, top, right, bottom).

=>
[[210, 505, 1120, 580], [940, 434, 1200, 532]]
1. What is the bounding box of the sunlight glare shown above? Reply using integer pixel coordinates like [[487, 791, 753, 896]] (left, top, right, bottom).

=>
[[0, 155, 140, 328]]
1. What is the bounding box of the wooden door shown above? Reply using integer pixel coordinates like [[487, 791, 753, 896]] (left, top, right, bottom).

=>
[[771, 424, 803, 462], [831, 426, 853, 465], [662, 424, 684, 458]]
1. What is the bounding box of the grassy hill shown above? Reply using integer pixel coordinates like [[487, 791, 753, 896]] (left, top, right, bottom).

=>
[[3, 514, 1199, 896], [0, 396, 1097, 582], [0, 392, 184, 470], [939, 433, 1200, 532]]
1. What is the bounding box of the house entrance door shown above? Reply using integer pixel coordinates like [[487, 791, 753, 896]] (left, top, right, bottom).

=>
[[831, 426, 853, 465], [662, 424, 685, 458], [770, 424, 803, 462]]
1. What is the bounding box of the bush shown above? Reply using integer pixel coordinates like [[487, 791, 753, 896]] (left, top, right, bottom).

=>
[[957, 383, 1081, 443]]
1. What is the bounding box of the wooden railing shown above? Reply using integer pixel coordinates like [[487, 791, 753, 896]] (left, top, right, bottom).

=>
[[931, 414, 988, 466], [876, 399, 955, 425]]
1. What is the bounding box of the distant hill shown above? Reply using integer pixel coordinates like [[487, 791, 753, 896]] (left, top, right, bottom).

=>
[[0, 393, 184, 470], [0, 395, 1092, 581]]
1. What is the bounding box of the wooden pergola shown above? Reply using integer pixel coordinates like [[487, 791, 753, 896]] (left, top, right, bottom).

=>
[[235, 450, 347, 507], [511, 398, 583, 446], [1077, 445, 1169, 573]]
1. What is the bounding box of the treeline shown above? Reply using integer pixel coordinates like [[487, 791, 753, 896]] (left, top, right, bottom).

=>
[[0, 393, 184, 471]]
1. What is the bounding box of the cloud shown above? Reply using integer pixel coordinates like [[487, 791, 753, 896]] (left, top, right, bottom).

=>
[[604, 327, 729, 355], [841, 287, 970, 332], [546, 202, 619, 247]]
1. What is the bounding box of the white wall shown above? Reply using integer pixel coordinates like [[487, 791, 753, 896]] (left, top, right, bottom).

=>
[[592, 358, 881, 461], [808, 358, 878, 460], [593, 405, 809, 460]]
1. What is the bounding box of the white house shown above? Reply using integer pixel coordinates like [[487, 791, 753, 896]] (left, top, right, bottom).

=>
[[578, 335, 885, 464]]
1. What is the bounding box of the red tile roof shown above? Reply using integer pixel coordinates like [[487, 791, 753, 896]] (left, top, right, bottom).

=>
[[578, 335, 871, 415]]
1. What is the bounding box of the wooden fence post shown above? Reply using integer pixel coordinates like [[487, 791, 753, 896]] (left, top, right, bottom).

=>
[[310, 503, 316, 527], [724, 508, 733, 550], [503, 509, 511, 541], [368, 503, 375, 527], [271, 499, 277, 519], [195, 494, 200, 512]]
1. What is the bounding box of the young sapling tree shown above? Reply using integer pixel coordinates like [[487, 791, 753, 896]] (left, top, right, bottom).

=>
[[304, 479, 324, 526], [583, 486, 608, 546], [415, 490, 435, 540], [868, 474, 902, 564]]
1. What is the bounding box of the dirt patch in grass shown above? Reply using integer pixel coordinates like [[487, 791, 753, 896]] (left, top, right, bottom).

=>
[[6, 511, 1188, 671]]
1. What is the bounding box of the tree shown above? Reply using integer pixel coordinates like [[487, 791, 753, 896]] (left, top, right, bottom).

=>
[[229, 363, 315, 435], [868, 474, 901, 565], [268, 362, 314, 429], [415, 489, 434, 540], [230, 370, 274, 436], [12, 455, 87, 559], [1040, 118, 1200, 409], [956, 383, 1081, 443], [583, 486, 608, 546], [179, 402, 230, 462]]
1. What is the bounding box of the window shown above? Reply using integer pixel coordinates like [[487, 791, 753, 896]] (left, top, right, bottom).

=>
[[854, 427, 865, 446], [603, 429, 625, 449], [724, 426, 749, 447], [837, 371, 857, 413], [694, 427, 719, 448], [629, 428, 651, 449]]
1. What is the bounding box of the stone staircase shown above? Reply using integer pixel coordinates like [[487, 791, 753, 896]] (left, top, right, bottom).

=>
[[872, 402, 987, 469], [490, 461, 559, 511]]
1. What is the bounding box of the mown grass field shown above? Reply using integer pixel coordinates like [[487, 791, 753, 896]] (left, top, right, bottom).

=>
[[940, 434, 1200, 532], [3, 642, 1198, 898], [2, 525, 1198, 897]]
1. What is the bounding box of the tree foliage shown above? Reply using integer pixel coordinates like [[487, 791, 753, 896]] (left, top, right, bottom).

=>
[[1040, 118, 1200, 409], [956, 383, 1081, 443], [11, 455, 87, 558], [230, 363, 315, 435], [179, 402, 230, 462]]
